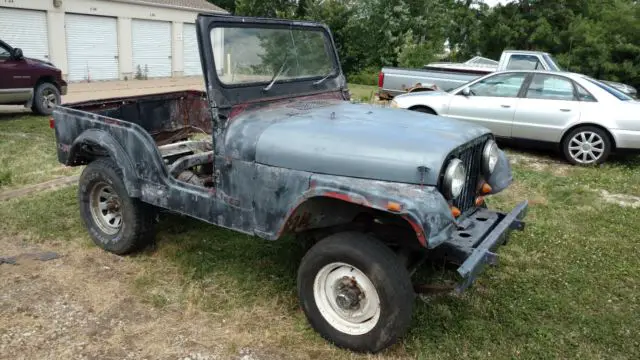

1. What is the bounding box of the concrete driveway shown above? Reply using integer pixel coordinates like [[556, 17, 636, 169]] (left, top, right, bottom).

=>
[[0, 77, 205, 114]]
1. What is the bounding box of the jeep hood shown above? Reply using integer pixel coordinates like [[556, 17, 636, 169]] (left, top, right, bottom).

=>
[[224, 100, 490, 185]]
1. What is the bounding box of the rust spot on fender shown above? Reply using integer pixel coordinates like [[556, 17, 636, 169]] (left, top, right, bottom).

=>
[[404, 215, 427, 247]]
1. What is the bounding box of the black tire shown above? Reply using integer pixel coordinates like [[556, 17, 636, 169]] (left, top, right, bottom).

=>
[[297, 232, 414, 353], [32, 82, 61, 115], [410, 106, 436, 115], [562, 126, 612, 165], [78, 158, 156, 255]]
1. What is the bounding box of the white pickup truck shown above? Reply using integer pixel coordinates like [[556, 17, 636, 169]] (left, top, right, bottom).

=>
[[378, 50, 637, 99]]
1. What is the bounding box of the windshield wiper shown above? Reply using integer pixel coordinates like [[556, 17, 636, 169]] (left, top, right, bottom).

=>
[[313, 71, 334, 86], [263, 53, 289, 92]]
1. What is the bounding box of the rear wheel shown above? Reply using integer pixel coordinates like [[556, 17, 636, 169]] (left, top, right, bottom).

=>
[[32, 82, 60, 115], [562, 126, 611, 165], [297, 232, 414, 353], [79, 158, 156, 254]]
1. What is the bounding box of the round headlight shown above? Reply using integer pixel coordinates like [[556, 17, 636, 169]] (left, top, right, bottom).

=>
[[443, 158, 466, 199], [482, 140, 499, 175]]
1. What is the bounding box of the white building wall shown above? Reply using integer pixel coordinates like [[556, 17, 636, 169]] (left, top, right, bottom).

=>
[[0, 0, 225, 81], [46, 10, 67, 70], [172, 21, 184, 77], [117, 18, 134, 79]]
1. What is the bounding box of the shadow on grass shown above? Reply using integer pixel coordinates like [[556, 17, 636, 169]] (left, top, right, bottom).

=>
[[499, 140, 640, 167], [151, 213, 307, 302], [148, 211, 479, 345], [0, 109, 31, 121]]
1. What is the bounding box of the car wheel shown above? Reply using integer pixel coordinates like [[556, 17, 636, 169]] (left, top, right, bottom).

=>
[[410, 106, 436, 115], [32, 82, 61, 115], [297, 231, 414, 353], [78, 158, 156, 255], [562, 126, 611, 165]]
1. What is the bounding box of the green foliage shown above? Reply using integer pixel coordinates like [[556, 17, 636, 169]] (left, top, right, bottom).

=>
[[346, 68, 378, 86], [396, 30, 439, 68], [478, 0, 640, 89]]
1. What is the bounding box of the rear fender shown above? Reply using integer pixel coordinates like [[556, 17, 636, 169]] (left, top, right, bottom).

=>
[[278, 174, 455, 248], [68, 129, 140, 197]]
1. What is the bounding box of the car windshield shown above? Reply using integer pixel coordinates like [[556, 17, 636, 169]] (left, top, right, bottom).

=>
[[210, 26, 337, 87], [542, 54, 563, 71], [584, 77, 634, 101]]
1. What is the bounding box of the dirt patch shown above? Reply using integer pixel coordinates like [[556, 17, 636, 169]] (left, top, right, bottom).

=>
[[0, 175, 79, 201], [495, 180, 548, 207], [0, 237, 287, 360], [507, 151, 572, 176], [598, 190, 640, 208]]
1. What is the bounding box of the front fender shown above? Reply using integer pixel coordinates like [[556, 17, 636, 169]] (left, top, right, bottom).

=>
[[278, 174, 456, 248], [487, 149, 512, 195], [69, 129, 140, 197]]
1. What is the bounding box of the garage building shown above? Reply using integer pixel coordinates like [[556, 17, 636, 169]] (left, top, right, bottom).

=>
[[0, 0, 226, 81]]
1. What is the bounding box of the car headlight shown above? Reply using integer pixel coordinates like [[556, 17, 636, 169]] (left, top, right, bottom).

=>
[[390, 100, 399, 108], [443, 158, 466, 199], [482, 140, 499, 175]]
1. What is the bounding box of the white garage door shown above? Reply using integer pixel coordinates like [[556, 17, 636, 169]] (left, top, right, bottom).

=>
[[65, 14, 119, 81], [182, 24, 202, 76], [0, 7, 49, 62], [132, 19, 172, 78]]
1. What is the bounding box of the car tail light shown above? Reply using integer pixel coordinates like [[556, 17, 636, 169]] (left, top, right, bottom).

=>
[[378, 71, 384, 88], [49, 118, 55, 129]]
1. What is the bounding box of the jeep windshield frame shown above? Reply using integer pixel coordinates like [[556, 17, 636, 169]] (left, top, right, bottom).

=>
[[195, 14, 346, 110]]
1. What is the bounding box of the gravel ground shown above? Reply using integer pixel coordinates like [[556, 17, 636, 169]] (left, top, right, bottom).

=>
[[0, 237, 265, 360]]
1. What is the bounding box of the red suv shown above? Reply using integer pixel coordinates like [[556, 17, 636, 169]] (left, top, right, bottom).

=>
[[0, 39, 68, 115]]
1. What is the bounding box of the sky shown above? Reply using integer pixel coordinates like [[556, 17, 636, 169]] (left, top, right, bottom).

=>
[[481, 0, 510, 6]]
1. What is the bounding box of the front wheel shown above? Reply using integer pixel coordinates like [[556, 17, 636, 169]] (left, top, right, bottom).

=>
[[562, 126, 611, 165], [78, 158, 156, 254], [297, 232, 414, 353], [32, 82, 61, 115]]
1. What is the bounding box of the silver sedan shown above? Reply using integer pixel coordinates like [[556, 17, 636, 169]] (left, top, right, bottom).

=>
[[390, 70, 640, 165]]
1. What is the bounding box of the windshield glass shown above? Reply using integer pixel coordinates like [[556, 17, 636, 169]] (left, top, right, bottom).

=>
[[542, 54, 562, 71], [210, 26, 336, 86], [584, 77, 634, 101]]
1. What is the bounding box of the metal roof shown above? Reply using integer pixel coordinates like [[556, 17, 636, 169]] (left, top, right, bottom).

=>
[[115, 0, 228, 13]]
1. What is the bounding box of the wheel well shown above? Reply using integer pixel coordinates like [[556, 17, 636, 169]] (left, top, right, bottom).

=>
[[68, 141, 111, 166], [408, 105, 437, 115], [34, 76, 59, 91], [407, 87, 436, 93], [560, 123, 616, 151], [282, 197, 420, 249]]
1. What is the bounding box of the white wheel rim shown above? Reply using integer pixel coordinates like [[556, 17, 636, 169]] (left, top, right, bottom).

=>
[[568, 131, 605, 164], [313, 262, 381, 335], [89, 182, 123, 235]]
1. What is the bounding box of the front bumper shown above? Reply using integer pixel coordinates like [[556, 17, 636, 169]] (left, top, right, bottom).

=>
[[432, 201, 528, 292]]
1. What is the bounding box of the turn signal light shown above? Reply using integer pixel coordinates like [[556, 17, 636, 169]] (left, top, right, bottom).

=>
[[451, 206, 461, 218], [387, 201, 402, 212], [481, 183, 492, 194], [475, 196, 485, 206]]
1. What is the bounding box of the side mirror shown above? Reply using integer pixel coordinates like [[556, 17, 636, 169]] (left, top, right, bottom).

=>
[[461, 87, 471, 96], [12, 48, 23, 60]]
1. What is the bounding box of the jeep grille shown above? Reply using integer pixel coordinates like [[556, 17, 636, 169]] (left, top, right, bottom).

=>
[[440, 135, 489, 215]]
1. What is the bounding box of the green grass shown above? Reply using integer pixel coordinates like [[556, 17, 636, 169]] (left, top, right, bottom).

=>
[[347, 83, 378, 103], [1, 155, 639, 359], [0, 113, 80, 190]]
